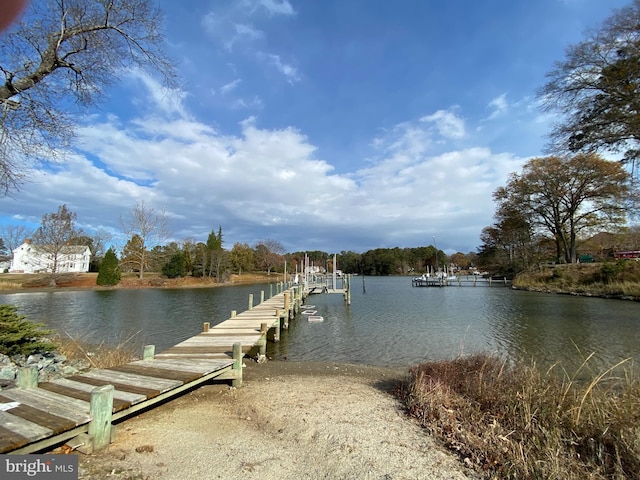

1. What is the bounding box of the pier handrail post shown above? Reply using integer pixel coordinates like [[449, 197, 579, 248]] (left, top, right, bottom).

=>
[[231, 310, 237, 318], [232, 342, 243, 388], [260, 290, 265, 304], [88, 384, 114, 452], [259, 322, 268, 356], [269, 284, 273, 298], [202, 322, 210, 333], [17, 366, 38, 388], [248, 293, 254, 310], [142, 345, 155, 360]]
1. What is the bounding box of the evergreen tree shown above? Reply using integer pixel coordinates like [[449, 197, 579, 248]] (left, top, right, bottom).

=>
[[96, 248, 121, 286], [0, 305, 58, 356], [162, 251, 186, 278]]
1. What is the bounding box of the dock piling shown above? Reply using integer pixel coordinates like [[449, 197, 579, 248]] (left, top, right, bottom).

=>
[[17, 366, 38, 389], [143, 345, 155, 360], [87, 384, 114, 452], [232, 342, 243, 388]]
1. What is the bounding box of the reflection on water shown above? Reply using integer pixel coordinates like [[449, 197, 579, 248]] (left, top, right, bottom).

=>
[[1, 278, 639, 370]]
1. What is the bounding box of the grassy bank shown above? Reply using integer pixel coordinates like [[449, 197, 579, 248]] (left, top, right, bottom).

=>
[[0, 271, 280, 291], [514, 262, 640, 300], [398, 354, 640, 479]]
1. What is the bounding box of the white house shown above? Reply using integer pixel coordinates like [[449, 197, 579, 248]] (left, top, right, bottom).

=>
[[10, 240, 91, 274]]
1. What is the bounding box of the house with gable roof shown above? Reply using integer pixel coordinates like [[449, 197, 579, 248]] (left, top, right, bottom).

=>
[[10, 240, 91, 274]]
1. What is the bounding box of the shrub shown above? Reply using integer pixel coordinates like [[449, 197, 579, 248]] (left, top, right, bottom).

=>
[[96, 247, 121, 286], [162, 251, 186, 278], [0, 304, 58, 356]]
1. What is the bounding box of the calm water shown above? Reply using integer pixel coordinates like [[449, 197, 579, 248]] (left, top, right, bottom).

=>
[[1, 277, 639, 371]]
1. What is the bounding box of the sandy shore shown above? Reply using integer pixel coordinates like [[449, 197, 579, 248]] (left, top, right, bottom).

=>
[[72, 361, 473, 480]]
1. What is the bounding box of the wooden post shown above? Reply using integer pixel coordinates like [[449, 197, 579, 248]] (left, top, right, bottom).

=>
[[142, 345, 155, 360], [273, 317, 280, 342], [260, 290, 265, 304], [269, 284, 273, 298], [232, 342, 243, 388], [231, 310, 237, 318], [88, 385, 114, 452], [203, 322, 210, 333], [346, 274, 351, 305], [259, 322, 268, 356], [17, 366, 38, 388], [248, 293, 253, 310]]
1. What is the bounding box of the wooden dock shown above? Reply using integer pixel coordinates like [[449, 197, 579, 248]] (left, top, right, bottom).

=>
[[0, 285, 302, 455], [411, 275, 511, 287]]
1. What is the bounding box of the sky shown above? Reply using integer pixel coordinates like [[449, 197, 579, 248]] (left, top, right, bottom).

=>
[[0, 0, 632, 255]]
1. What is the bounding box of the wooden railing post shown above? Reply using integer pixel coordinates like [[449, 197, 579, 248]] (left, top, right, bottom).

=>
[[142, 345, 155, 360], [260, 291, 265, 304], [17, 366, 38, 388], [88, 384, 114, 452], [259, 322, 268, 356], [232, 342, 243, 388], [248, 293, 253, 310], [203, 322, 210, 333], [231, 310, 237, 318]]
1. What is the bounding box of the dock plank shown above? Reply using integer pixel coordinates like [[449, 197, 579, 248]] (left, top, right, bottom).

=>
[[107, 364, 198, 383], [0, 411, 53, 443], [78, 369, 181, 392], [0, 389, 91, 424], [0, 425, 30, 453], [38, 382, 131, 412], [49, 378, 146, 405], [67, 374, 161, 398], [0, 394, 78, 434]]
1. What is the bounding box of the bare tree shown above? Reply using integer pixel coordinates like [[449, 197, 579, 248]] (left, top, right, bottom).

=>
[[32, 204, 84, 278], [120, 200, 169, 279], [0, 0, 177, 195], [255, 239, 286, 274], [0, 224, 33, 256]]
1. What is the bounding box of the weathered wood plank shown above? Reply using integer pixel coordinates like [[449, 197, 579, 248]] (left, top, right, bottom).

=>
[[78, 369, 181, 392], [0, 411, 53, 443], [0, 394, 76, 434], [38, 382, 131, 413], [107, 364, 197, 383], [49, 378, 146, 405], [0, 424, 30, 453], [127, 358, 232, 374], [67, 374, 161, 398], [0, 389, 91, 424]]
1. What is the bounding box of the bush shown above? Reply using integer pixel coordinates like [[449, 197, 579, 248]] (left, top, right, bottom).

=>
[[162, 251, 186, 278], [0, 304, 58, 356], [96, 247, 121, 286]]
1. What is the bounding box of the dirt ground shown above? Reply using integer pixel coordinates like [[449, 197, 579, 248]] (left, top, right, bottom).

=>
[[71, 361, 473, 480]]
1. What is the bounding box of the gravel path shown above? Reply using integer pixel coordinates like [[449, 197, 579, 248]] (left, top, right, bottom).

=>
[[74, 361, 472, 480]]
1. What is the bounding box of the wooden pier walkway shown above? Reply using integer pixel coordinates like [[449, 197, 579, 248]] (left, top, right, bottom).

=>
[[0, 286, 302, 455]]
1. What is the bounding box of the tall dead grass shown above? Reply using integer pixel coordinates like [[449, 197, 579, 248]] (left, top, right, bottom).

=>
[[54, 331, 141, 369], [398, 353, 640, 479]]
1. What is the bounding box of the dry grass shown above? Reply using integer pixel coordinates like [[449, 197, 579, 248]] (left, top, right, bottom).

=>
[[514, 262, 640, 299], [54, 331, 141, 369], [398, 353, 640, 479]]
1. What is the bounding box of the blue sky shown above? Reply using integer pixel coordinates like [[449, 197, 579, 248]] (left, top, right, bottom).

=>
[[0, 0, 631, 255]]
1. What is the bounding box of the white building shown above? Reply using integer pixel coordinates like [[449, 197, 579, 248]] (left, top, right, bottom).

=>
[[10, 240, 91, 274]]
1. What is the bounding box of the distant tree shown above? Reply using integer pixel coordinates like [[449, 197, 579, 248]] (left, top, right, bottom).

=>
[[540, 0, 640, 175], [180, 238, 197, 276], [33, 204, 83, 277], [120, 200, 169, 279], [0, 304, 58, 356], [162, 251, 186, 278], [96, 247, 120, 286], [254, 239, 285, 274], [230, 242, 255, 274], [206, 227, 228, 281], [0, 225, 32, 259], [494, 154, 629, 263], [0, 0, 177, 195]]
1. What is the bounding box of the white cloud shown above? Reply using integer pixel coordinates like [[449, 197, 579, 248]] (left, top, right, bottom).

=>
[[263, 53, 300, 83], [256, 0, 295, 16], [220, 78, 242, 95], [420, 109, 466, 139], [487, 93, 509, 119]]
